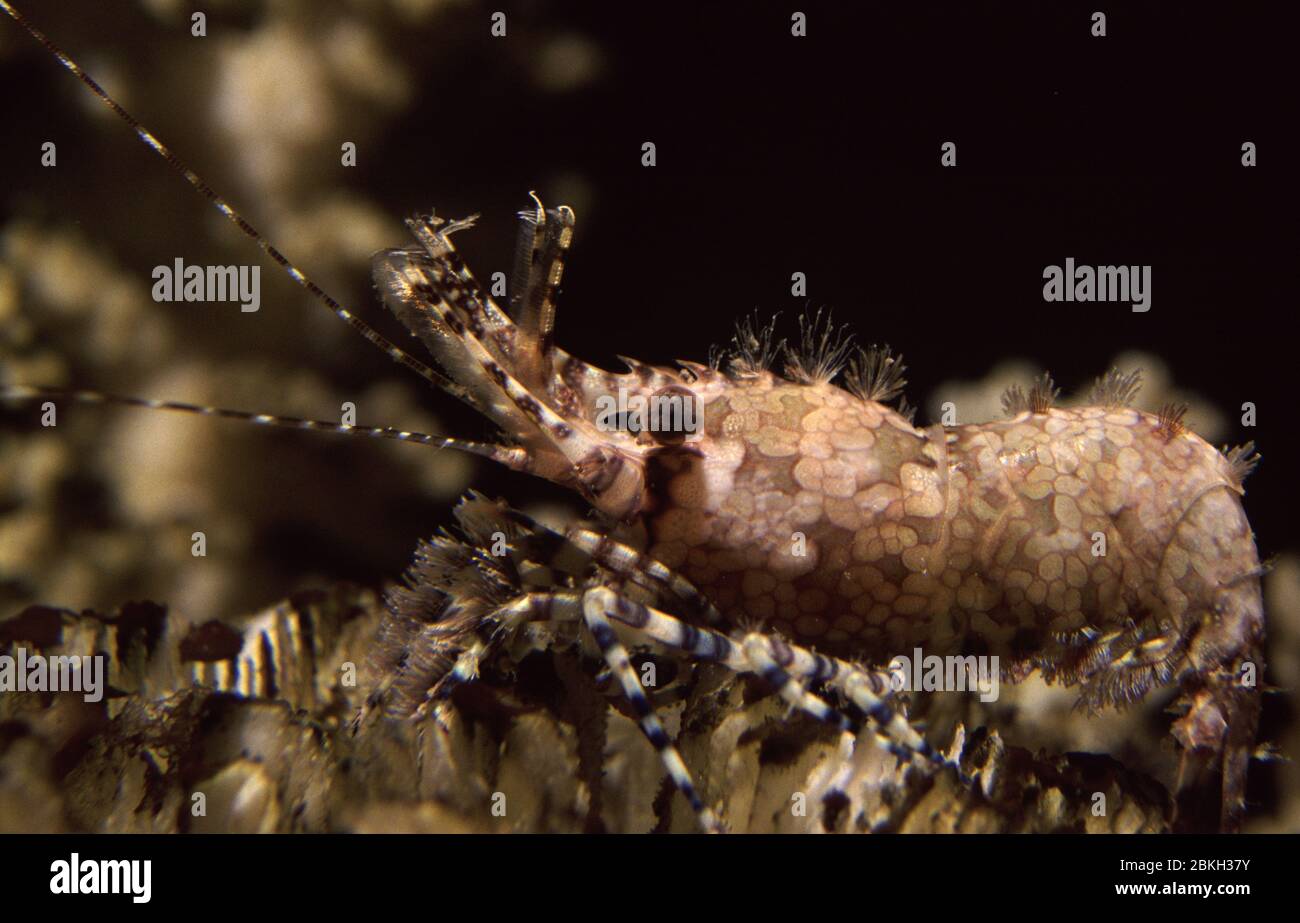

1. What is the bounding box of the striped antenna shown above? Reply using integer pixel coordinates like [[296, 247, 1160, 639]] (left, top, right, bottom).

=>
[[0, 1, 472, 404], [0, 385, 529, 468]]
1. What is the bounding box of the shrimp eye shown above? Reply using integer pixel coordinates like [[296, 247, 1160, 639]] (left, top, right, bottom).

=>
[[647, 385, 700, 446]]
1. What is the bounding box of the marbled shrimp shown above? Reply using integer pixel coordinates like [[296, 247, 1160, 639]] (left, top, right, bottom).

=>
[[0, 0, 1266, 833], [359, 200, 1266, 832]]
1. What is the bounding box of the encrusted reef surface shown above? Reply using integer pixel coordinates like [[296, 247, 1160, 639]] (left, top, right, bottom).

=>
[[0, 585, 1205, 833]]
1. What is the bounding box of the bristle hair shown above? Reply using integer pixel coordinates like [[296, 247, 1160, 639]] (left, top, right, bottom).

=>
[[782, 308, 855, 385], [1089, 367, 1143, 408], [845, 344, 908, 404], [1156, 402, 1189, 440], [720, 312, 785, 377], [1002, 372, 1059, 416], [1223, 441, 1260, 487]]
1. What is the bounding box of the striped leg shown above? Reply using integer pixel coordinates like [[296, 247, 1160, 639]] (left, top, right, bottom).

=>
[[415, 591, 588, 716], [563, 528, 723, 626], [410, 639, 487, 723], [734, 629, 952, 775], [741, 634, 947, 830], [836, 667, 965, 781], [586, 590, 963, 782], [385, 582, 962, 830], [501, 508, 723, 625], [748, 636, 927, 766], [358, 590, 586, 730], [763, 642, 968, 789], [581, 587, 724, 833], [743, 634, 856, 734], [741, 635, 866, 831]]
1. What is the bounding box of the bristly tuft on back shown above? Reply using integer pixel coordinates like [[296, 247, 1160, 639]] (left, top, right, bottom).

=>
[[1223, 441, 1261, 488], [1001, 372, 1059, 416], [1156, 401, 1189, 440], [844, 344, 908, 404], [1089, 367, 1143, 408], [717, 312, 785, 378], [783, 308, 855, 385]]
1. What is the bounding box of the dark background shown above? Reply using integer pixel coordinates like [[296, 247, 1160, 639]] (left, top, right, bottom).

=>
[[0, 0, 1294, 609]]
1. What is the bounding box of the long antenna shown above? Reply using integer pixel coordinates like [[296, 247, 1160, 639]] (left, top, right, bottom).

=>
[[3, 384, 528, 467], [0, 1, 469, 403]]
